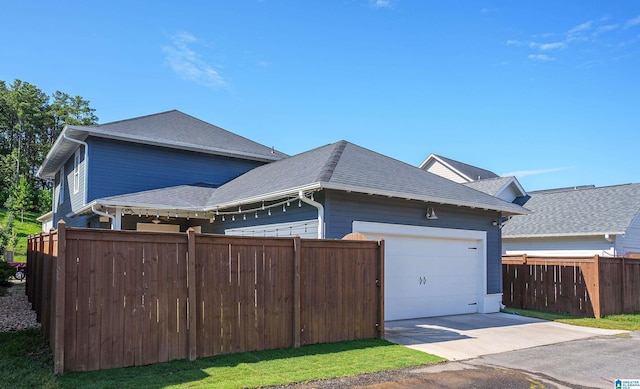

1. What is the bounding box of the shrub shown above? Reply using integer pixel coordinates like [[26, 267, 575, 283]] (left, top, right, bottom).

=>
[[0, 261, 14, 285]]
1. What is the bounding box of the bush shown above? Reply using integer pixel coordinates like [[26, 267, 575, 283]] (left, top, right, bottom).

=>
[[0, 261, 14, 285]]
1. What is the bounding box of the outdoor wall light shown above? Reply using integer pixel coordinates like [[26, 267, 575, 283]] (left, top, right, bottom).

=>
[[426, 207, 438, 220]]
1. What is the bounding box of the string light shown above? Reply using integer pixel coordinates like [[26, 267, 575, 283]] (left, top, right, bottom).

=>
[[243, 214, 246, 220], [255, 211, 258, 218], [232, 215, 235, 221], [283, 204, 286, 212]]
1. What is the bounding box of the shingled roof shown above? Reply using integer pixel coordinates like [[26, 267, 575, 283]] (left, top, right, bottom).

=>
[[429, 154, 499, 181], [502, 183, 640, 238], [92, 141, 529, 215], [38, 110, 287, 178]]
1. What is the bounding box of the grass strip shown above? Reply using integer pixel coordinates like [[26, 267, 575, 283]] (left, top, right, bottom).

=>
[[503, 308, 640, 331], [1, 329, 444, 389]]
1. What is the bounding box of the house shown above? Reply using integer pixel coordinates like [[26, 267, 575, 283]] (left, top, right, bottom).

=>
[[502, 184, 640, 257], [38, 111, 529, 320], [420, 154, 528, 203], [421, 154, 640, 258]]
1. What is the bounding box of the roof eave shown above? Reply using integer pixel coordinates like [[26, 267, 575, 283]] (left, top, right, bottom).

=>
[[85, 128, 284, 162], [503, 231, 626, 239]]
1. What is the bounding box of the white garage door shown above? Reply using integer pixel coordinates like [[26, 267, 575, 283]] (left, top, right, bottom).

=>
[[353, 222, 486, 321]]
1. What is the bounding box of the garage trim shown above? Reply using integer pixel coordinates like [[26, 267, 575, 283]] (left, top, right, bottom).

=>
[[352, 221, 493, 317]]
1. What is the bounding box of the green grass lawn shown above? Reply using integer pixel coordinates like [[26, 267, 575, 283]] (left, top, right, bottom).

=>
[[503, 308, 640, 331], [0, 325, 444, 389], [1, 208, 43, 263]]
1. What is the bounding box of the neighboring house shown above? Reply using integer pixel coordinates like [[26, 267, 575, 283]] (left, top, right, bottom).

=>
[[36, 211, 53, 232], [422, 154, 640, 258], [38, 111, 528, 320], [502, 184, 640, 257], [420, 154, 528, 203], [420, 153, 500, 183]]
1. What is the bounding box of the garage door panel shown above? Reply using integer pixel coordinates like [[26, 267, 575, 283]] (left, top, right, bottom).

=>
[[354, 222, 485, 321]]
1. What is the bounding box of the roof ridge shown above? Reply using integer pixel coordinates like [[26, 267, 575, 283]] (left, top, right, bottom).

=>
[[316, 141, 348, 182], [97, 109, 180, 127]]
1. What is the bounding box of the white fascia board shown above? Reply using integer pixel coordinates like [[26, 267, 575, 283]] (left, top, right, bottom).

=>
[[418, 153, 437, 170], [37, 126, 87, 178], [84, 128, 282, 162], [503, 231, 626, 239]]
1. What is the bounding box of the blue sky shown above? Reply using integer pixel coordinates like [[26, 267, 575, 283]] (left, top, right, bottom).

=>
[[2, 1, 639, 191]]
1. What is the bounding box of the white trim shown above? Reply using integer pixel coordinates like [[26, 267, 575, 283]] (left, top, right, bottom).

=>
[[58, 169, 65, 205], [73, 149, 80, 194]]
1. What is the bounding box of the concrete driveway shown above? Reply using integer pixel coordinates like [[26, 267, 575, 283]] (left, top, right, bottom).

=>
[[385, 312, 625, 360]]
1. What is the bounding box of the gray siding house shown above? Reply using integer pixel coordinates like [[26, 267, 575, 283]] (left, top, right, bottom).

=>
[[38, 111, 528, 320]]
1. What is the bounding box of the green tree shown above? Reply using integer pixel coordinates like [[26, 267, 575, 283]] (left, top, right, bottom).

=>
[[5, 175, 33, 221], [0, 211, 17, 257], [0, 79, 98, 214]]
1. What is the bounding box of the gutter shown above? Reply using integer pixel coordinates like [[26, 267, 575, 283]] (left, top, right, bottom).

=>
[[91, 205, 115, 230], [62, 131, 89, 206], [299, 190, 324, 239]]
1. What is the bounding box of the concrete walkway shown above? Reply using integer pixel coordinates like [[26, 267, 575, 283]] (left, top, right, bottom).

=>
[[385, 312, 626, 360]]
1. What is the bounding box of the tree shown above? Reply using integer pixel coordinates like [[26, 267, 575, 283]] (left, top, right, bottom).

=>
[[5, 175, 33, 221], [0, 79, 98, 214], [0, 211, 17, 257]]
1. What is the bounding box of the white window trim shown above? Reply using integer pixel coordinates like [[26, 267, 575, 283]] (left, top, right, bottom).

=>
[[73, 149, 80, 194], [59, 169, 65, 205]]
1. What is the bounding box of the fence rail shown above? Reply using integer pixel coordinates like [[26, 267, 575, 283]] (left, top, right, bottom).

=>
[[27, 222, 384, 374], [503, 254, 640, 318]]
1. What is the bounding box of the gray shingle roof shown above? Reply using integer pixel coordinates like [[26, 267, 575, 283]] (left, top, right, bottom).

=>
[[99, 183, 217, 210], [502, 183, 640, 238], [208, 141, 528, 214], [93, 141, 529, 215], [434, 154, 499, 181], [463, 177, 514, 196], [38, 110, 287, 178], [95, 110, 288, 160]]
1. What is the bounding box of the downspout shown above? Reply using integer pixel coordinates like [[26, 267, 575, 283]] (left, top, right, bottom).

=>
[[299, 191, 324, 239], [62, 132, 88, 206], [91, 205, 115, 230]]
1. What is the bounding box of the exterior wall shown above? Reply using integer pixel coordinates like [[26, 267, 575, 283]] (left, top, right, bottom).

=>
[[423, 160, 468, 183], [52, 155, 90, 228], [503, 236, 616, 257], [619, 212, 640, 256], [323, 190, 504, 294], [86, 137, 265, 201], [496, 184, 518, 203]]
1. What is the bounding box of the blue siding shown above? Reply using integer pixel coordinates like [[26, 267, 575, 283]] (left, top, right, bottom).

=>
[[86, 137, 265, 200], [119, 201, 318, 234], [323, 190, 504, 294], [52, 155, 90, 228]]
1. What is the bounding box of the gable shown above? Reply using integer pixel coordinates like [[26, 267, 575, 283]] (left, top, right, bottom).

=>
[[423, 159, 470, 183]]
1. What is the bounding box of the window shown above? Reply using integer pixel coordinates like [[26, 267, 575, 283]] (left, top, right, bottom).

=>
[[59, 170, 65, 205], [73, 149, 80, 194]]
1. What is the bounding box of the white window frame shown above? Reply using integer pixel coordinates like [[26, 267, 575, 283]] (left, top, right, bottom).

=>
[[59, 169, 65, 205], [73, 149, 80, 194]]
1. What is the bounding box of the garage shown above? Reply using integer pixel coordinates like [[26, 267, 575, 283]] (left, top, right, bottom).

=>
[[353, 221, 487, 321]]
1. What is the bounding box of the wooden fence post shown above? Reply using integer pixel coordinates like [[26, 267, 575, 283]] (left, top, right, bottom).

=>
[[621, 257, 626, 313], [54, 221, 67, 375], [187, 228, 197, 361], [293, 236, 301, 348], [592, 255, 602, 318], [377, 239, 385, 339]]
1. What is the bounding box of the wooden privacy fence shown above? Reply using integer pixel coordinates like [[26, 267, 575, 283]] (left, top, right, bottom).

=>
[[27, 221, 384, 374], [503, 254, 640, 318]]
